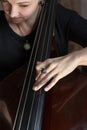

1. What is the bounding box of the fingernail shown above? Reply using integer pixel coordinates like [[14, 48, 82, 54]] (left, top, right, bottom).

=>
[[44, 88, 48, 92], [33, 86, 38, 91]]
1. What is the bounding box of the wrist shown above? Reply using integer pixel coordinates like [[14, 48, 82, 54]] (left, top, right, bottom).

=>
[[67, 50, 82, 68], [73, 48, 87, 66]]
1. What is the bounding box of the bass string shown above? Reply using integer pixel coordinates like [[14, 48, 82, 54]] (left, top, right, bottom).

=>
[[26, 0, 56, 129], [12, 2, 46, 130], [26, 2, 52, 130], [30, 1, 56, 130], [12, 0, 56, 129], [25, 4, 48, 130], [12, 0, 55, 128]]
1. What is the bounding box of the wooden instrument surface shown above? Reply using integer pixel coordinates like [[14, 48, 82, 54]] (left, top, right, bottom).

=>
[[42, 69, 87, 130], [0, 65, 87, 130]]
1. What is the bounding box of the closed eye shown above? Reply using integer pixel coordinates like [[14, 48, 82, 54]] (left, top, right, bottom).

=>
[[20, 5, 29, 7]]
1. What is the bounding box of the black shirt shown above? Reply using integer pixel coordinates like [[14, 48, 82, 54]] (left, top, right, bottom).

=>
[[0, 11, 36, 78]]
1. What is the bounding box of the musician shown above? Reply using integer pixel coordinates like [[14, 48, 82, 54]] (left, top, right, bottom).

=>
[[0, 0, 87, 129], [0, 0, 87, 90]]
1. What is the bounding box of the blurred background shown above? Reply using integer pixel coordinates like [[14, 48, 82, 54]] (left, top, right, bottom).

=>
[[58, 0, 87, 52], [59, 0, 87, 18]]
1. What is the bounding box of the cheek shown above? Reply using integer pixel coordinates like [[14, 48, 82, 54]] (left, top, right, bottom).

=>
[[19, 9, 33, 18], [21, 4, 39, 18]]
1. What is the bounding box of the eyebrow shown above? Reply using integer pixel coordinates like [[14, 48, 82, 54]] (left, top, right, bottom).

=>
[[18, 2, 31, 4]]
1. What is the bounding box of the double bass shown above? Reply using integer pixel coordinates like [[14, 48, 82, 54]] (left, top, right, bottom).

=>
[[0, 0, 87, 130]]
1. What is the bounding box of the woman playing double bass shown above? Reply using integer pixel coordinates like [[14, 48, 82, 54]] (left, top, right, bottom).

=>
[[0, 0, 87, 129]]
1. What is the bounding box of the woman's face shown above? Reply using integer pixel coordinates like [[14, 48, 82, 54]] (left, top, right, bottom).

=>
[[1, 0, 40, 23]]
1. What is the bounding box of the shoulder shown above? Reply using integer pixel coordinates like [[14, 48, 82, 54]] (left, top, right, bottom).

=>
[[56, 3, 78, 17], [56, 3, 80, 24], [55, 3, 84, 30]]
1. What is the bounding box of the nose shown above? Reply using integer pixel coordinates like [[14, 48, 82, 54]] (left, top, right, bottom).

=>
[[10, 6, 19, 18]]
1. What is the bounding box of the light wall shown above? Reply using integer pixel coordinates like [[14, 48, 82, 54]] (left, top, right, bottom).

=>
[[0, 2, 2, 10], [81, 0, 87, 18]]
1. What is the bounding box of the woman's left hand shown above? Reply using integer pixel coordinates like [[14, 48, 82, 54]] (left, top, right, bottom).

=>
[[33, 52, 80, 92]]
